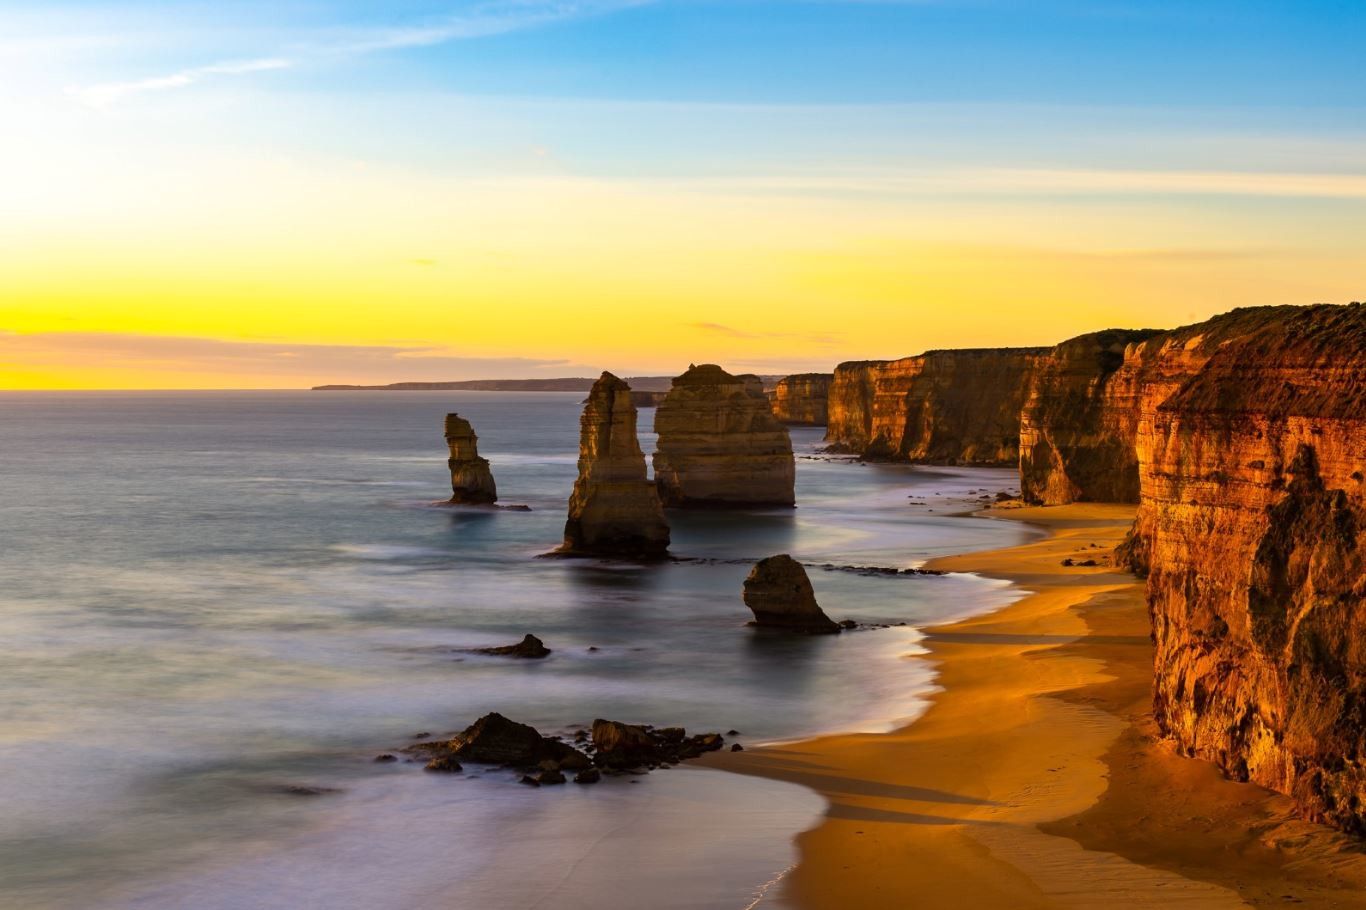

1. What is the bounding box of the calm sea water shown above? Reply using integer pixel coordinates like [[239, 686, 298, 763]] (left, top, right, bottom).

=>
[[0, 391, 1033, 909]]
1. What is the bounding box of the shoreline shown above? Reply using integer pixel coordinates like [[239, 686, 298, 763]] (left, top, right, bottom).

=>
[[708, 504, 1366, 908]]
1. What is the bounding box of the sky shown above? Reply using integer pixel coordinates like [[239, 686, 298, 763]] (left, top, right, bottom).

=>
[[2, 0, 1364, 388]]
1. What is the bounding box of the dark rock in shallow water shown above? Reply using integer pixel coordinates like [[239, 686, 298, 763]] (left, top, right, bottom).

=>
[[742, 555, 840, 634], [373, 753, 397, 763], [590, 719, 726, 769], [731, 744, 744, 752], [424, 756, 464, 773], [472, 634, 551, 659], [537, 768, 567, 785], [407, 712, 592, 773], [574, 767, 601, 784]]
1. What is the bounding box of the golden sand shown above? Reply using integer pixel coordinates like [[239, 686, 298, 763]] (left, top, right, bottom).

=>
[[709, 505, 1366, 909]]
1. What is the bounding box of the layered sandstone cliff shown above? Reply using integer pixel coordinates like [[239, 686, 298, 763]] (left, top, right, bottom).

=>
[[444, 413, 498, 504], [1136, 303, 1366, 832], [770, 373, 832, 426], [1017, 329, 1164, 504], [1020, 308, 1310, 505], [561, 373, 670, 558], [653, 365, 795, 507], [824, 349, 1045, 464]]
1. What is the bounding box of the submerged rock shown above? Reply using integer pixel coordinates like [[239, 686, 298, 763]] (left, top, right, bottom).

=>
[[560, 372, 670, 558], [472, 634, 551, 659], [742, 555, 840, 634], [653, 364, 795, 507], [445, 413, 498, 504]]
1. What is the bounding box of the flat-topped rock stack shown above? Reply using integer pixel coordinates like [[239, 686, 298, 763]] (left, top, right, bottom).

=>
[[444, 413, 498, 504], [653, 364, 796, 507], [560, 373, 670, 558]]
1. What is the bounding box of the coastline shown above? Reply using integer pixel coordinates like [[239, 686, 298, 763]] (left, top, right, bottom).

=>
[[709, 504, 1366, 908]]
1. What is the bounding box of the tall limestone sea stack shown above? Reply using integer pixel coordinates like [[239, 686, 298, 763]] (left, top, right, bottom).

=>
[[444, 413, 497, 504], [1132, 303, 1366, 832], [560, 373, 670, 558], [653, 364, 796, 507]]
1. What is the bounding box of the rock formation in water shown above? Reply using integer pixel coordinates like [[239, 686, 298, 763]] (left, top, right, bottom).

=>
[[560, 373, 670, 558], [824, 348, 1046, 464], [742, 554, 841, 634], [1135, 303, 1366, 832], [652, 364, 796, 507], [444, 413, 498, 504], [770, 373, 832, 425]]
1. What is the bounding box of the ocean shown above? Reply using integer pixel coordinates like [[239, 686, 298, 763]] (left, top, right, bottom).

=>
[[0, 391, 1035, 909]]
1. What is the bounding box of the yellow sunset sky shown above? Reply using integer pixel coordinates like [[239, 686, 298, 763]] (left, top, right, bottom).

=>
[[3, 2, 1363, 389]]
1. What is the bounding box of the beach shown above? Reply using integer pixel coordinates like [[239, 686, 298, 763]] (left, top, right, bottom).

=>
[[714, 504, 1366, 909]]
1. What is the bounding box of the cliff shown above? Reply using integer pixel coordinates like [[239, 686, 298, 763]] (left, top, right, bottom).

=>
[[560, 373, 670, 558], [1017, 329, 1165, 504], [653, 364, 796, 507], [1136, 303, 1366, 832], [1020, 308, 1313, 505], [444, 413, 498, 504], [825, 349, 1046, 464], [770, 373, 832, 426]]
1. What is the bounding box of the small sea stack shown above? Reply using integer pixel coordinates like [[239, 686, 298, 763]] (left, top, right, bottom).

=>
[[444, 413, 497, 504], [653, 364, 796, 507], [742, 554, 840, 634], [560, 373, 671, 559]]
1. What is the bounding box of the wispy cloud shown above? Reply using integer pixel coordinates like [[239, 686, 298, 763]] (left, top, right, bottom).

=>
[[69, 57, 293, 108], [66, 1, 648, 108], [677, 167, 1366, 200], [0, 331, 599, 385]]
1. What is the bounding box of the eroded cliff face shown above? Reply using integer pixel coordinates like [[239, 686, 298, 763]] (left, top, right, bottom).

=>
[[1137, 303, 1366, 832], [653, 364, 795, 507], [825, 349, 1045, 464], [771, 373, 832, 426], [1020, 308, 1309, 505], [1018, 330, 1163, 504], [561, 373, 670, 558], [825, 361, 885, 452], [444, 413, 498, 504]]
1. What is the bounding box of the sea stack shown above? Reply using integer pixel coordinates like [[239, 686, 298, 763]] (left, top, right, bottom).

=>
[[742, 555, 840, 634], [653, 364, 795, 507], [560, 373, 670, 558], [445, 413, 497, 504]]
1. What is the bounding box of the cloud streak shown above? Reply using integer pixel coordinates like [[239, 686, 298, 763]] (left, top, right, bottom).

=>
[[0, 331, 599, 385], [67, 1, 648, 108]]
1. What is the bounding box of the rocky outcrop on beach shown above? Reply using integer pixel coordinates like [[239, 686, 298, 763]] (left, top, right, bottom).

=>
[[1136, 303, 1366, 832], [770, 373, 832, 425], [742, 554, 841, 634], [444, 413, 498, 504], [825, 349, 1045, 464], [652, 364, 796, 507], [560, 373, 670, 558]]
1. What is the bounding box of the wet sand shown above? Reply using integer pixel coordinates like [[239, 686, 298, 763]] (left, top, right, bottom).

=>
[[710, 504, 1366, 909]]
